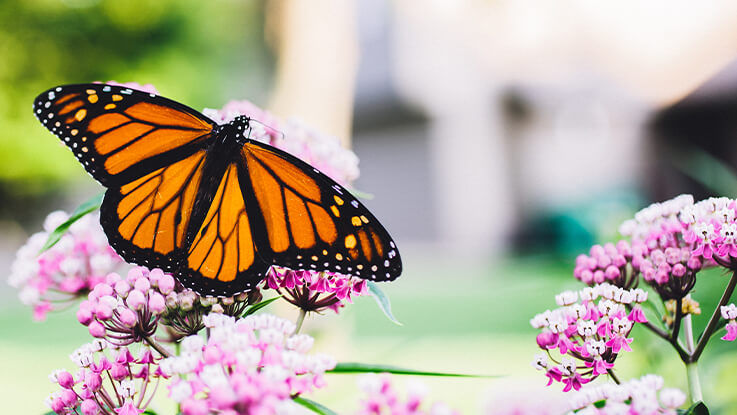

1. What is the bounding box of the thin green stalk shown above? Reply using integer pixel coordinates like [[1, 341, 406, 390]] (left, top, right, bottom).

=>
[[692, 269, 737, 362], [294, 309, 307, 334], [686, 362, 703, 404]]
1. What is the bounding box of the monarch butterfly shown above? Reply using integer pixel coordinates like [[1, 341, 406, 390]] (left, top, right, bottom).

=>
[[33, 83, 402, 296]]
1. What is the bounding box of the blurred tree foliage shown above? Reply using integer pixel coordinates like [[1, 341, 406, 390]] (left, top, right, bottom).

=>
[[0, 0, 273, 194]]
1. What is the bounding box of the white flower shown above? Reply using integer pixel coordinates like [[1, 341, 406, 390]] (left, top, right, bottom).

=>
[[660, 388, 686, 409], [577, 320, 596, 337], [169, 381, 193, 402], [585, 340, 606, 356], [722, 303, 737, 320], [531, 353, 548, 371], [559, 357, 576, 376], [580, 287, 598, 302], [631, 288, 648, 303], [556, 290, 578, 306]]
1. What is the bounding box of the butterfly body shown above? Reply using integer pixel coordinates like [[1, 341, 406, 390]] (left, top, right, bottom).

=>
[[34, 84, 402, 296]]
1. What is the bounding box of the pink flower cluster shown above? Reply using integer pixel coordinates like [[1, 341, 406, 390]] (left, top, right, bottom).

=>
[[575, 195, 720, 300], [531, 284, 648, 391], [160, 313, 336, 415], [46, 339, 167, 415], [202, 101, 360, 185], [265, 267, 369, 313], [574, 242, 639, 288], [357, 373, 457, 415], [77, 267, 175, 346], [568, 374, 686, 414], [9, 211, 123, 321]]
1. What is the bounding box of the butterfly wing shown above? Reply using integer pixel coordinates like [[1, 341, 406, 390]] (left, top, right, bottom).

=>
[[178, 161, 271, 296], [33, 84, 215, 186], [241, 140, 402, 282]]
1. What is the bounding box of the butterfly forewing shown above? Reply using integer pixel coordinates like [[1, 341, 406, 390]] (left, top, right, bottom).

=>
[[100, 149, 207, 273], [33, 84, 215, 186], [242, 141, 402, 282]]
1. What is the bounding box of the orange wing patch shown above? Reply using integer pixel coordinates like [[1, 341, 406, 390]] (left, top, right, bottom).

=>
[[115, 151, 206, 254], [244, 144, 339, 255], [187, 164, 255, 282]]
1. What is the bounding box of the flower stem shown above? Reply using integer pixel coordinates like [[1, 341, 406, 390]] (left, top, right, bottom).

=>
[[607, 368, 620, 384], [143, 335, 171, 358], [692, 269, 737, 362], [686, 361, 703, 404], [294, 309, 307, 335]]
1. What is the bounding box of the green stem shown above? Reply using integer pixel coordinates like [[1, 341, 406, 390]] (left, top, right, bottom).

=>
[[686, 361, 703, 404], [294, 309, 307, 334], [692, 269, 737, 362]]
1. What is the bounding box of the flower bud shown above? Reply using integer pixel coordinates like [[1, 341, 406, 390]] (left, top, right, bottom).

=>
[[94, 302, 113, 320], [148, 292, 166, 314], [77, 306, 94, 326], [158, 274, 175, 295], [56, 370, 75, 389], [88, 321, 106, 338], [134, 277, 150, 292], [61, 389, 77, 406], [126, 290, 146, 311], [84, 371, 103, 391], [114, 280, 131, 297], [80, 399, 100, 415], [118, 307, 137, 328]]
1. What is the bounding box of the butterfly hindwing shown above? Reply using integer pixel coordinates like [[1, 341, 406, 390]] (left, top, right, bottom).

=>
[[241, 140, 402, 282], [179, 162, 271, 295], [33, 84, 215, 186]]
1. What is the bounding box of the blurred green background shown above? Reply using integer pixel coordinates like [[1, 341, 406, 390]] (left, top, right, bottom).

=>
[[5, 1, 737, 414]]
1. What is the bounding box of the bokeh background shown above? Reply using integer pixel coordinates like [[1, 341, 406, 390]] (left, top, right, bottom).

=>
[[4, 0, 737, 413]]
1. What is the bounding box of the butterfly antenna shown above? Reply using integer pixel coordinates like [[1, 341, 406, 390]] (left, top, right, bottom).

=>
[[248, 118, 286, 141]]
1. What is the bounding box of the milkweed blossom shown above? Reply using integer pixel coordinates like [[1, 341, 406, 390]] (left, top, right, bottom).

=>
[[357, 373, 458, 415], [567, 374, 685, 414], [46, 339, 167, 415], [203, 101, 360, 185], [160, 313, 335, 415], [531, 283, 647, 391], [9, 211, 123, 321], [265, 267, 370, 313]]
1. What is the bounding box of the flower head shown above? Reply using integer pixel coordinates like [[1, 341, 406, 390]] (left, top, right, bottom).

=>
[[9, 211, 122, 320], [568, 374, 685, 413], [265, 267, 369, 313], [357, 373, 458, 415], [531, 284, 645, 391], [161, 313, 335, 413], [46, 340, 166, 415]]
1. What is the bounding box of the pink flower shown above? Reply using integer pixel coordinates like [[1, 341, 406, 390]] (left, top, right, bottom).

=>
[[357, 373, 458, 415], [722, 321, 737, 341], [9, 211, 122, 321], [265, 268, 370, 314], [115, 401, 143, 415], [48, 341, 166, 415]]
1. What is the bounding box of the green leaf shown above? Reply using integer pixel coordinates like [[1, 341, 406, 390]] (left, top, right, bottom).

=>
[[142, 410, 159, 415], [328, 362, 492, 377], [679, 401, 709, 415], [39, 192, 104, 253], [293, 397, 338, 415], [242, 295, 282, 317], [367, 281, 401, 325]]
